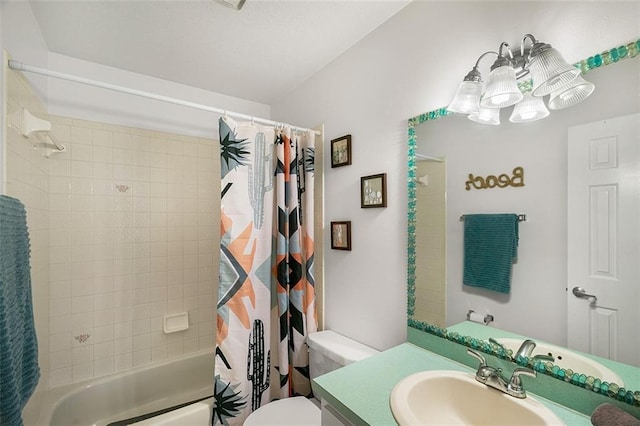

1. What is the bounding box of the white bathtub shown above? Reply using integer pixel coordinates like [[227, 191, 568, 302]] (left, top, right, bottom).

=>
[[37, 350, 214, 426]]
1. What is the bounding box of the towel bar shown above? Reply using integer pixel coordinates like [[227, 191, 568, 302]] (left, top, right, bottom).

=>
[[460, 214, 526, 222]]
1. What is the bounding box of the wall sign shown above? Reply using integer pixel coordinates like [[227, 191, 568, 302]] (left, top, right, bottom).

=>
[[465, 166, 525, 191]]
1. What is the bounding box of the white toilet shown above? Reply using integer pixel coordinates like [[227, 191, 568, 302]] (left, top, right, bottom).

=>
[[244, 330, 379, 425]]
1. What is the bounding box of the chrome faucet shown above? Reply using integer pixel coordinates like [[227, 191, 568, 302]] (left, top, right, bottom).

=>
[[467, 349, 537, 399], [513, 339, 556, 362], [515, 339, 537, 358]]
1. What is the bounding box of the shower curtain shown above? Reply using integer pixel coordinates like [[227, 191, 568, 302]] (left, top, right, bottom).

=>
[[214, 117, 317, 425]]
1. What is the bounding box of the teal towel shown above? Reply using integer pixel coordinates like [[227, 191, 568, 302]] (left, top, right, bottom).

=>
[[463, 214, 519, 294], [0, 195, 40, 426]]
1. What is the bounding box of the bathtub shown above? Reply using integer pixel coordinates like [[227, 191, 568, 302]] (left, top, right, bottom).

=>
[[37, 350, 214, 426]]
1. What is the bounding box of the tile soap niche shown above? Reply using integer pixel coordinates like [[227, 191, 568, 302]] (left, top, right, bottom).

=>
[[163, 312, 189, 334]]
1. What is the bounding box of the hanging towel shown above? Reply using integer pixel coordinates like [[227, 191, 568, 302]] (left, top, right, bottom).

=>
[[463, 213, 519, 294], [0, 195, 40, 426]]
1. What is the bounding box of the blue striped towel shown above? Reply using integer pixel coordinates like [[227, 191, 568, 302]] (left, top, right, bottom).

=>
[[463, 214, 519, 294], [0, 195, 40, 426]]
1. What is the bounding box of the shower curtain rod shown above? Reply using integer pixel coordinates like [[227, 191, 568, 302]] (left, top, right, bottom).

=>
[[8, 60, 321, 135]]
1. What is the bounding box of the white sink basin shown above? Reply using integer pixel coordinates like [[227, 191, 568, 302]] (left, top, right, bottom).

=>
[[390, 370, 564, 426], [495, 338, 624, 387]]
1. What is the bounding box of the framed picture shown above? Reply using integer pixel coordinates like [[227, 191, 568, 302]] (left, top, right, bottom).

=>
[[361, 173, 387, 208], [330, 221, 351, 251], [331, 135, 352, 168]]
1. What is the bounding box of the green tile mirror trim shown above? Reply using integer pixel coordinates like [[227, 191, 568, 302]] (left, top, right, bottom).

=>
[[406, 38, 640, 408]]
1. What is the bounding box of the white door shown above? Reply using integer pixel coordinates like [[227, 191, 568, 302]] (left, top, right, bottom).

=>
[[567, 113, 639, 367]]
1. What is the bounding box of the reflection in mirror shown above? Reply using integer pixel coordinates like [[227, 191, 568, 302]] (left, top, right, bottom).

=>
[[414, 155, 446, 328], [407, 39, 640, 407]]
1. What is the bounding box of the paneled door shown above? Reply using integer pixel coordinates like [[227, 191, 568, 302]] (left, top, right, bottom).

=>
[[567, 113, 639, 367]]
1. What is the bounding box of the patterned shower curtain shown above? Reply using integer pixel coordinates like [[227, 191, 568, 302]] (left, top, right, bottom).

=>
[[214, 117, 317, 425]]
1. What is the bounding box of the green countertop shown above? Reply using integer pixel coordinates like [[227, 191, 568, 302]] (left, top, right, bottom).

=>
[[313, 343, 590, 425]]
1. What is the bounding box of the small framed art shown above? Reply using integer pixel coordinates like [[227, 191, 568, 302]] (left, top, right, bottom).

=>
[[330, 221, 352, 251], [330, 135, 352, 168], [361, 173, 387, 208]]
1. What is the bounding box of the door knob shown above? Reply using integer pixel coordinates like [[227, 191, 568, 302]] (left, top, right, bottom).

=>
[[572, 286, 598, 304]]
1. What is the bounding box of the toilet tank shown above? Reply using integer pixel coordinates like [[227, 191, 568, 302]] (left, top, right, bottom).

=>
[[307, 330, 379, 380]]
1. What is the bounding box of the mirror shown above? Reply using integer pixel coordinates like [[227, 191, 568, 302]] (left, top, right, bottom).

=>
[[407, 39, 640, 405]]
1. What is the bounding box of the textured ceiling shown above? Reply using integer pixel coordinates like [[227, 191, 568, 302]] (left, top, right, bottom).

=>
[[30, 0, 411, 104]]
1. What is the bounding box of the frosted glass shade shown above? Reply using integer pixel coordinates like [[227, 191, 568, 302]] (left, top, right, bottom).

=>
[[480, 66, 523, 109], [447, 80, 483, 114], [469, 107, 500, 125], [548, 75, 595, 110], [529, 47, 581, 97], [509, 92, 550, 123]]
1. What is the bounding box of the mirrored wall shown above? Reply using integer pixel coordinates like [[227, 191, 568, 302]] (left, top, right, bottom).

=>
[[407, 39, 640, 407]]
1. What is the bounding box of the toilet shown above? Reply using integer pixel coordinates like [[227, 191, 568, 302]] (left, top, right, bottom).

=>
[[244, 330, 379, 425]]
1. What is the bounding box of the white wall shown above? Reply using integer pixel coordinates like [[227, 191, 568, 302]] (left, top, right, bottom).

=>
[[271, 1, 640, 351], [1, 1, 50, 193], [0, 1, 49, 100]]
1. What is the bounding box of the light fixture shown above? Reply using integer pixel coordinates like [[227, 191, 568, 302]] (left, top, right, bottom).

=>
[[548, 75, 595, 110], [447, 34, 594, 125], [446, 64, 484, 114], [525, 34, 581, 97], [447, 51, 503, 114], [509, 92, 549, 123], [469, 107, 501, 126], [480, 43, 523, 109]]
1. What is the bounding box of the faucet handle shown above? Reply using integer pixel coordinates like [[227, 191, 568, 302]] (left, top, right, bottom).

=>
[[488, 337, 506, 350], [508, 367, 537, 393], [467, 349, 486, 367], [467, 349, 497, 381]]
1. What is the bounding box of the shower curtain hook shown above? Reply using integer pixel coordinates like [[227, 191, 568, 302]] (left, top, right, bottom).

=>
[[250, 116, 255, 126]]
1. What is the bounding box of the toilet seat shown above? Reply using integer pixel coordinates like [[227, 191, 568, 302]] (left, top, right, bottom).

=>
[[243, 396, 321, 425]]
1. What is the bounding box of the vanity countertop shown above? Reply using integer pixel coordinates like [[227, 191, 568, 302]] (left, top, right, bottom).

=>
[[312, 342, 590, 425]]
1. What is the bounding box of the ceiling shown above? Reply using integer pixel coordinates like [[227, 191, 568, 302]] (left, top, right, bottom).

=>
[[29, 0, 411, 105]]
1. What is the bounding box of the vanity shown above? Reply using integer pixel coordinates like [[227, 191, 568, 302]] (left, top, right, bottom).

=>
[[312, 343, 589, 425]]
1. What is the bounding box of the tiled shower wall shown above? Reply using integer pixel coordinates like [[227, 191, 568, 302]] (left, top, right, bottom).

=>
[[45, 116, 220, 388]]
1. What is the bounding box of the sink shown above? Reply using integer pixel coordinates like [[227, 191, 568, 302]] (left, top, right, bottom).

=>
[[495, 338, 624, 386], [390, 370, 564, 426]]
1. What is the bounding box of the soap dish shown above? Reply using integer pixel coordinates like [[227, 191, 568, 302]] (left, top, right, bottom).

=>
[[163, 312, 189, 334]]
